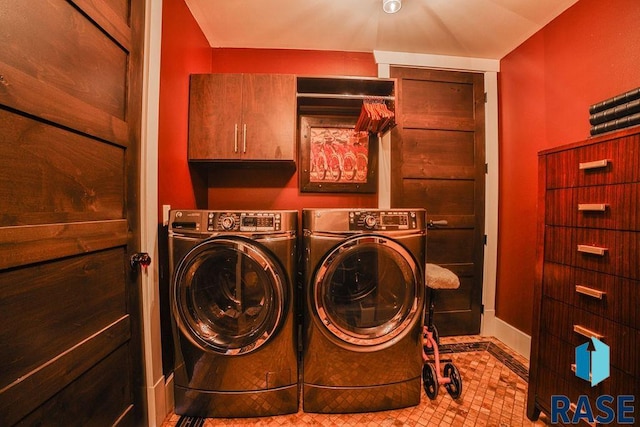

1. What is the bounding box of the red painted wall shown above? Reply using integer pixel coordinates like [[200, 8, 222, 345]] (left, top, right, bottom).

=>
[[158, 0, 380, 215], [497, 0, 640, 334], [158, 0, 212, 218]]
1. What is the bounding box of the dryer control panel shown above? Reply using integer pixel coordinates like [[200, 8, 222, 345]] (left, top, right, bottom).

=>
[[349, 210, 418, 231]]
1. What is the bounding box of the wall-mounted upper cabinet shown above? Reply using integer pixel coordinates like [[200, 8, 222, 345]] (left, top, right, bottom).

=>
[[189, 74, 296, 161]]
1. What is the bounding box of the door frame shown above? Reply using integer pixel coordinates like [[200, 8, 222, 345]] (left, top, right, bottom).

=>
[[140, 0, 166, 425], [373, 51, 528, 359]]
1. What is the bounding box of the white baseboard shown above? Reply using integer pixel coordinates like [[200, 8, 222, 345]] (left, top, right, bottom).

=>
[[482, 309, 531, 360], [164, 373, 174, 417], [144, 374, 168, 427]]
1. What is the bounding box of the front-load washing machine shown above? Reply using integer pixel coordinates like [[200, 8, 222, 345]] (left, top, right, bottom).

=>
[[302, 208, 426, 413], [168, 210, 298, 417]]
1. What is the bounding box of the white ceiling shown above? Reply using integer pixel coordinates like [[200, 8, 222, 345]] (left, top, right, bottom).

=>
[[185, 0, 579, 60]]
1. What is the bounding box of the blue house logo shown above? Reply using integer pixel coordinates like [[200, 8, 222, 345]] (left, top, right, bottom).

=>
[[551, 338, 634, 424], [575, 337, 609, 386]]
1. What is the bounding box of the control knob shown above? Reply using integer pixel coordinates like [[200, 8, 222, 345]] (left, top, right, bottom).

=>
[[220, 215, 235, 230], [364, 214, 377, 229]]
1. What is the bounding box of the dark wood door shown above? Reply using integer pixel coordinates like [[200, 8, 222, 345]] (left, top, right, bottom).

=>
[[0, 0, 145, 425], [390, 67, 486, 336]]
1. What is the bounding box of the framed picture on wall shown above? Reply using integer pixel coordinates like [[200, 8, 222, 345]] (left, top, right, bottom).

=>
[[299, 116, 377, 193]]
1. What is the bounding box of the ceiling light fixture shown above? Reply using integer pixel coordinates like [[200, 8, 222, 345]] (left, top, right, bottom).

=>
[[383, 0, 402, 14]]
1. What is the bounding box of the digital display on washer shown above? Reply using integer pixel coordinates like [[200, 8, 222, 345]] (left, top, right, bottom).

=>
[[380, 213, 409, 228], [241, 214, 276, 231]]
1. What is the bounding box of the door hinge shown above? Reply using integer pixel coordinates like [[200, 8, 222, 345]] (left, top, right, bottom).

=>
[[483, 234, 488, 245], [484, 92, 488, 103], [481, 304, 485, 314], [485, 163, 488, 174]]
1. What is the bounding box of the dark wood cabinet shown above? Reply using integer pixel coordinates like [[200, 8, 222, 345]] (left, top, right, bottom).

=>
[[188, 73, 296, 161], [528, 126, 640, 425]]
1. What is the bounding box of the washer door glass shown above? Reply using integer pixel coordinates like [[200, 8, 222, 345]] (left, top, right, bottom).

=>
[[173, 237, 286, 355], [312, 235, 422, 349]]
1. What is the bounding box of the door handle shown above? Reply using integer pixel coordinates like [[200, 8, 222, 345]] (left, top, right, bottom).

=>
[[428, 220, 448, 229], [130, 252, 151, 271]]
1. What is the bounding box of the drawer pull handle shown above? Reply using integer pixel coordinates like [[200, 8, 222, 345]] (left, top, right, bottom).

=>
[[578, 203, 608, 212], [579, 159, 609, 170], [573, 324, 604, 340], [577, 244, 608, 256], [576, 285, 606, 299]]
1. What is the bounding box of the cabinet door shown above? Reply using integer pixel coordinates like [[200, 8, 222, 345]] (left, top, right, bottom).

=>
[[241, 74, 296, 160], [189, 74, 243, 160]]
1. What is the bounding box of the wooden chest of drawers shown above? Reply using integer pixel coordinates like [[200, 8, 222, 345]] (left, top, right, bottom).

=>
[[527, 126, 640, 425]]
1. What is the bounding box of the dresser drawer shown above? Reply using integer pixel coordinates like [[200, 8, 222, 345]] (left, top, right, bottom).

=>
[[544, 226, 640, 280], [542, 262, 637, 328], [546, 183, 640, 230], [545, 133, 640, 189], [541, 297, 639, 376]]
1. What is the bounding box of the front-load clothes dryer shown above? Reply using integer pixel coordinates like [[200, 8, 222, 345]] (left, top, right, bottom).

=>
[[168, 210, 298, 417], [302, 208, 426, 413]]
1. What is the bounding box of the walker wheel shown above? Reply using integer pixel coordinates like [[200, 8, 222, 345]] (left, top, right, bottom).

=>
[[422, 363, 438, 400], [443, 363, 462, 399]]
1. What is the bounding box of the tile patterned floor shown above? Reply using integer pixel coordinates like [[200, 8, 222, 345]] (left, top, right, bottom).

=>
[[161, 336, 551, 426]]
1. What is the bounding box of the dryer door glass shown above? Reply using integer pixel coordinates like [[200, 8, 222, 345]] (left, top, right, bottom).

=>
[[313, 235, 422, 348], [173, 237, 286, 355]]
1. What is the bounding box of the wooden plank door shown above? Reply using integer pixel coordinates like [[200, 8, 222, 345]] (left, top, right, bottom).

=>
[[390, 67, 485, 336], [0, 0, 146, 424]]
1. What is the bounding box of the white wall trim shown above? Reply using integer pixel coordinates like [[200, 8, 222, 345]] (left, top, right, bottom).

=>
[[374, 50, 500, 73], [482, 71, 499, 340], [377, 63, 391, 209], [483, 310, 532, 360], [375, 52, 507, 354], [141, 0, 165, 425]]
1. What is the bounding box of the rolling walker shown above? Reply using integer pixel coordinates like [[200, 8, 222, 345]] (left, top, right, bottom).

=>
[[422, 263, 463, 400]]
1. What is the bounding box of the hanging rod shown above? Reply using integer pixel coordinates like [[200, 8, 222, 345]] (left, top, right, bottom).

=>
[[296, 93, 395, 101]]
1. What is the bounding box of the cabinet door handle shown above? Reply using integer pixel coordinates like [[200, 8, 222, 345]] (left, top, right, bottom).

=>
[[579, 159, 609, 170], [578, 203, 608, 212], [575, 285, 606, 300], [234, 123, 239, 153], [243, 123, 247, 153], [573, 324, 604, 340], [577, 244, 608, 256]]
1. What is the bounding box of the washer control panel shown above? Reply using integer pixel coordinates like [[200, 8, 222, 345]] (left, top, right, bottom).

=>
[[209, 212, 281, 232], [170, 210, 295, 234], [349, 210, 417, 231]]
